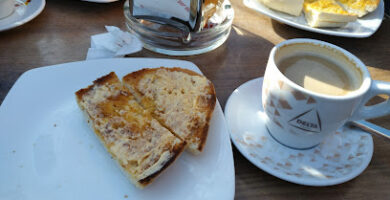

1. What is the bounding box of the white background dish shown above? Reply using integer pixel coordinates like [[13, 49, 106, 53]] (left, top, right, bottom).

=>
[[0, 0, 45, 32], [0, 58, 235, 200], [243, 0, 384, 38], [225, 78, 374, 186]]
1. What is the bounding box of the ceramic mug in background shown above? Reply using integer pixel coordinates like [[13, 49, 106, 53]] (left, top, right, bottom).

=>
[[0, 0, 15, 19], [262, 39, 390, 149]]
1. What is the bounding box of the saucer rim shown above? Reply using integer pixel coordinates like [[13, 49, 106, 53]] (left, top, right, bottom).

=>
[[225, 77, 374, 186]]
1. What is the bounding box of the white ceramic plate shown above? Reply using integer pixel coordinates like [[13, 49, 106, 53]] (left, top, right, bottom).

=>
[[244, 0, 384, 38], [0, 58, 235, 200], [225, 78, 373, 186], [0, 0, 45, 32]]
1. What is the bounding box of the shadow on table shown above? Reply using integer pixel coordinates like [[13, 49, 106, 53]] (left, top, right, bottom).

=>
[[0, 0, 128, 105], [0, 0, 125, 36], [128, 25, 275, 108], [49, 0, 124, 16]]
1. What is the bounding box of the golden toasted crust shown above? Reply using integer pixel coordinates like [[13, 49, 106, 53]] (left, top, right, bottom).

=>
[[75, 72, 118, 100], [75, 72, 185, 188], [138, 141, 184, 185], [123, 67, 203, 83], [123, 67, 216, 154]]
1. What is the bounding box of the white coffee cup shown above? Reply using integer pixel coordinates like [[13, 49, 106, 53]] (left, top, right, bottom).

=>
[[0, 0, 15, 19], [262, 39, 390, 149]]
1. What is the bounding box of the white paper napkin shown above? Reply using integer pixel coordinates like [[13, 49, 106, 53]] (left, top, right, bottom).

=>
[[86, 26, 143, 60]]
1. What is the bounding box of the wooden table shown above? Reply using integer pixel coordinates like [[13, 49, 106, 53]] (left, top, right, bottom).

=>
[[1, 0, 389, 199]]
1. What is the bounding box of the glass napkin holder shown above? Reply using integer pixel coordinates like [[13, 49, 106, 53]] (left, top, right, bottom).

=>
[[124, 0, 234, 56]]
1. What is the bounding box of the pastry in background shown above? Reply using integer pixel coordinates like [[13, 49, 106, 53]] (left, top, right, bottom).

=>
[[260, 0, 304, 16], [337, 0, 380, 17], [303, 0, 357, 27]]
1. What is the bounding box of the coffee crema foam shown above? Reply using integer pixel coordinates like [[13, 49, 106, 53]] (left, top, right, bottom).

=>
[[277, 54, 361, 96]]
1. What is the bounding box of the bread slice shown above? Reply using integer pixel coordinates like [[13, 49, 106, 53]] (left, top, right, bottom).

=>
[[336, 0, 380, 17], [123, 67, 216, 155], [303, 0, 357, 27], [75, 72, 185, 188], [260, 0, 304, 16]]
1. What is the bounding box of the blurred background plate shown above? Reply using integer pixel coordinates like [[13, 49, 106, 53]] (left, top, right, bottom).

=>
[[0, 0, 45, 32], [243, 0, 384, 38]]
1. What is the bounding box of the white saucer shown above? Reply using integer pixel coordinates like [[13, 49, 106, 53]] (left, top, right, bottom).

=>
[[0, 0, 45, 32], [225, 78, 374, 186]]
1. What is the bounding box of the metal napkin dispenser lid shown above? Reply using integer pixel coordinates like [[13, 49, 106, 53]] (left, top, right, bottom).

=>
[[129, 0, 223, 32]]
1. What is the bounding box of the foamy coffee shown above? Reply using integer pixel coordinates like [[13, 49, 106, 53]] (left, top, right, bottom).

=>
[[275, 43, 363, 96]]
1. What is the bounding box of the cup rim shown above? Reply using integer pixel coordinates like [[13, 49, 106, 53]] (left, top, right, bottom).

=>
[[270, 38, 371, 100]]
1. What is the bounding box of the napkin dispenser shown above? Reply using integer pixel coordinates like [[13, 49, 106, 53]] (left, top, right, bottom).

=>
[[129, 0, 222, 32], [124, 0, 233, 55]]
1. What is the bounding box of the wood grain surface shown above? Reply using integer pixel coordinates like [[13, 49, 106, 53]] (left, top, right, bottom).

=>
[[0, 0, 389, 199]]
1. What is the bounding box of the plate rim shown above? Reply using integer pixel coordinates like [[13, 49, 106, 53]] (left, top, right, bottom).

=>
[[243, 0, 384, 38], [20, 57, 201, 75], [1, 58, 200, 108], [225, 77, 374, 186]]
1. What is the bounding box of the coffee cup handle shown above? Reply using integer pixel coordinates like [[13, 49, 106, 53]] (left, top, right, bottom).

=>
[[351, 80, 390, 121]]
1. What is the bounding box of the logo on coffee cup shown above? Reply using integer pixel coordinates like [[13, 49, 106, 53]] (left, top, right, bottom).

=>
[[288, 109, 321, 133]]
